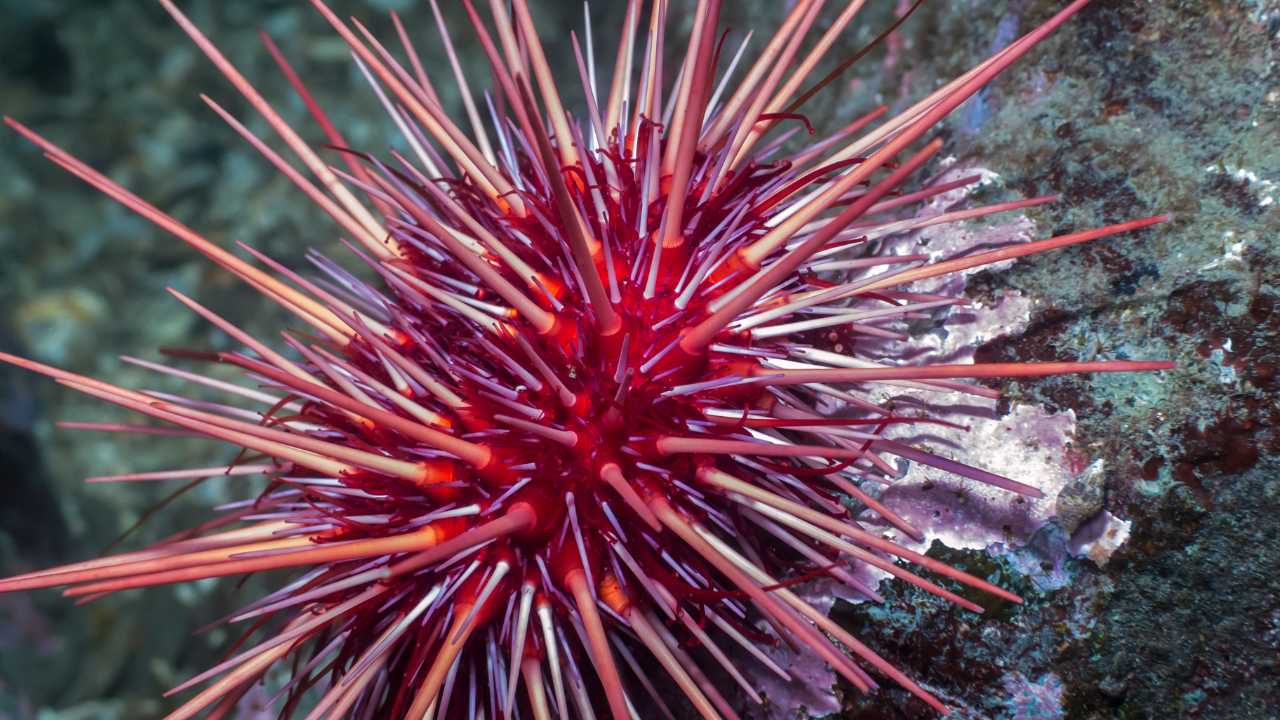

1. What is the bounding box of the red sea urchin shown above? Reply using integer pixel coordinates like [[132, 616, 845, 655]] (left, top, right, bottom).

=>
[[1, 0, 1171, 717]]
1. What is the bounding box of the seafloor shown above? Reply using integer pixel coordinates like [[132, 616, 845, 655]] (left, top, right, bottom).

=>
[[0, 1, 1276, 719]]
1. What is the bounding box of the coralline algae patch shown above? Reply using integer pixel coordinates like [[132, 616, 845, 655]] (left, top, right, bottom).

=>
[[862, 167, 1088, 560], [748, 169, 1135, 718], [879, 402, 1077, 553], [1000, 672, 1067, 720], [1068, 509, 1133, 568], [750, 595, 854, 718]]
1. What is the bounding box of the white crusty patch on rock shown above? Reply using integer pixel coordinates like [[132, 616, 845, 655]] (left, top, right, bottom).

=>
[[761, 167, 1131, 718], [862, 167, 1081, 556], [1069, 510, 1133, 568]]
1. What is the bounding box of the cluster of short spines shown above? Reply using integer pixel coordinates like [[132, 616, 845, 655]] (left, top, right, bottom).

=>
[[2, 0, 1170, 718]]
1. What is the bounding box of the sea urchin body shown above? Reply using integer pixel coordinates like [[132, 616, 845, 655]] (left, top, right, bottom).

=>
[[2, 0, 1171, 717]]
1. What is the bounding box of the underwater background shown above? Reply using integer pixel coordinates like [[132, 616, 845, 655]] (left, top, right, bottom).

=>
[[0, 0, 1276, 718]]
